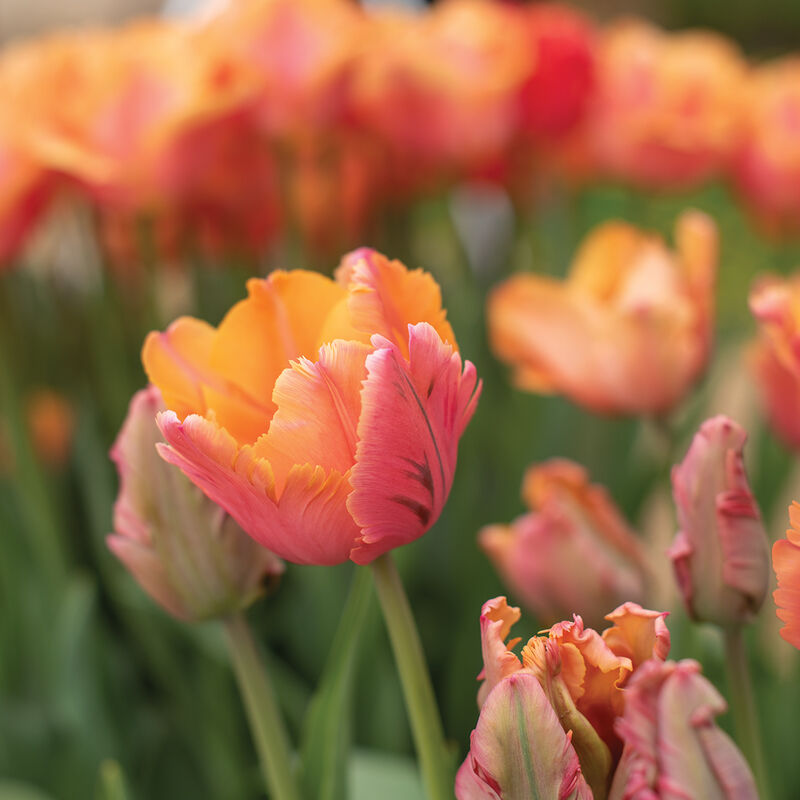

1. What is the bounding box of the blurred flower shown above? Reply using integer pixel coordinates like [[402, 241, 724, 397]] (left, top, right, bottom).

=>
[[142, 249, 480, 566], [669, 415, 769, 627], [456, 671, 592, 800], [25, 388, 74, 468], [772, 501, 800, 650], [108, 386, 283, 622], [488, 210, 717, 415], [734, 58, 800, 236], [609, 659, 758, 799], [586, 19, 746, 190], [749, 273, 800, 449], [480, 459, 648, 629]]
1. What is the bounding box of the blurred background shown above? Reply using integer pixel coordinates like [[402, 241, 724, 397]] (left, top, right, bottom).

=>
[[2, 0, 800, 798]]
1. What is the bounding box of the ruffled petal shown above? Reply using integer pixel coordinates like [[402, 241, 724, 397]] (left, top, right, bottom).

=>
[[773, 503, 800, 649], [602, 603, 670, 670], [157, 411, 358, 565], [348, 322, 480, 563]]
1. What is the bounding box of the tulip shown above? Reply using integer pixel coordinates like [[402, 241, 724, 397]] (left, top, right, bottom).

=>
[[456, 671, 592, 800], [108, 386, 283, 622], [772, 501, 800, 649], [749, 274, 800, 450], [733, 58, 800, 236], [609, 659, 758, 800], [488, 210, 717, 415], [142, 249, 480, 566], [669, 416, 769, 628], [25, 389, 74, 469], [586, 19, 746, 190], [475, 597, 669, 794], [480, 459, 648, 629]]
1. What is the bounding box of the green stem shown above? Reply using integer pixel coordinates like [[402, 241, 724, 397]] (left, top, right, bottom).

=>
[[723, 626, 770, 800], [224, 613, 302, 800], [369, 554, 453, 800]]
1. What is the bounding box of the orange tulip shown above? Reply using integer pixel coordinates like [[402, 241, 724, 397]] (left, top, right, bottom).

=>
[[749, 273, 800, 450], [586, 19, 746, 189], [142, 249, 480, 566], [773, 502, 800, 650], [488, 210, 717, 415], [480, 459, 648, 629], [734, 58, 800, 236]]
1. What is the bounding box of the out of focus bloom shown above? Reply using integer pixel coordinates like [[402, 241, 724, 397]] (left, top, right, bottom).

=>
[[25, 388, 74, 468], [749, 274, 800, 449], [488, 210, 717, 415], [734, 58, 800, 236], [463, 597, 669, 799], [772, 502, 800, 649], [669, 415, 769, 627], [480, 459, 648, 629], [108, 386, 283, 622], [142, 249, 480, 566], [455, 671, 592, 800], [609, 659, 758, 799], [586, 20, 746, 189]]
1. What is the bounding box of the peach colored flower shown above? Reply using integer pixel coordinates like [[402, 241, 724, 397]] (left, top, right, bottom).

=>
[[734, 58, 800, 236], [749, 273, 800, 450], [772, 502, 800, 650], [142, 249, 480, 566], [480, 459, 648, 629], [488, 210, 717, 415], [108, 386, 283, 622], [586, 19, 746, 189], [669, 416, 769, 628], [609, 660, 758, 799]]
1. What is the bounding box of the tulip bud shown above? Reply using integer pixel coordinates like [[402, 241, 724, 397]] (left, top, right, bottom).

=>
[[480, 459, 648, 630], [108, 386, 283, 622], [609, 659, 758, 800], [669, 416, 769, 627]]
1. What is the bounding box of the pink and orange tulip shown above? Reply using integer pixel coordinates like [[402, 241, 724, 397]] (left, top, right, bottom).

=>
[[669, 416, 769, 627], [480, 459, 648, 629], [586, 20, 746, 190], [609, 659, 758, 799], [749, 274, 800, 450], [773, 502, 800, 649], [734, 58, 800, 236], [488, 210, 717, 415], [142, 249, 480, 566], [108, 386, 283, 622]]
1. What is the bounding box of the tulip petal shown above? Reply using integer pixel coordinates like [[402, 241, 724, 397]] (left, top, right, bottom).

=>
[[773, 502, 800, 649], [157, 411, 358, 565], [456, 672, 592, 800], [477, 597, 522, 708], [336, 248, 457, 358], [348, 322, 480, 563], [602, 603, 670, 670], [253, 339, 370, 490]]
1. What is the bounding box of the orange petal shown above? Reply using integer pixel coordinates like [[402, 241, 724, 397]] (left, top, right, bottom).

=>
[[253, 339, 370, 491], [157, 411, 358, 565], [336, 248, 457, 359]]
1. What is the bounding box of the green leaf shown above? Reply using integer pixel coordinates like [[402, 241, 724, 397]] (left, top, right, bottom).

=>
[[298, 567, 373, 800], [349, 750, 425, 800], [0, 781, 57, 800]]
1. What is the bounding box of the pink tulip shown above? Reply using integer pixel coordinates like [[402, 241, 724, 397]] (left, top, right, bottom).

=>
[[480, 459, 648, 629], [609, 659, 758, 799], [108, 386, 282, 621], [669, 416, 769, 627]]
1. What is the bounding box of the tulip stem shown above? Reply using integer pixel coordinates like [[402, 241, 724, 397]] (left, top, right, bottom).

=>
[[224, 612, 301, 800], [370, 554, 453, 800], [723, 626, 770, 800]]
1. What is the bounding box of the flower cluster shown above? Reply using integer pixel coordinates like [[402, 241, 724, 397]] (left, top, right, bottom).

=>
[[3, 0, 800, 269], [458, 597, 758, 799]]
